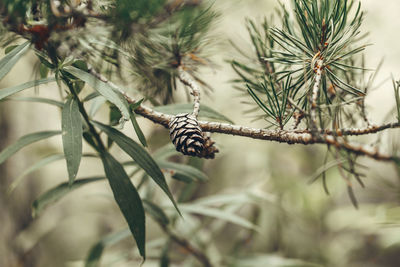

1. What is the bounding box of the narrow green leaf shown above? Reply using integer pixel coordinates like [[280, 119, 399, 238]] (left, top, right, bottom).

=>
[[143, 200, 170, 226], [62, 97, 83, 184], [4, 45, 19, 54], [88, 96, 107, 118], [347, 185, 359, 209], [39, 63, 49, 78], [0, 77, 56, 101], [0, 41, 30, 81], [230, 254, 322, 267], [5, 96, 63, 107], [154, 103, 234, 123], [8, 154, 65, 195], [100, 151, 146, 259], [130, 108, 147, 147], [85, 229, 131, 267], [156, 161, 209, 183], [0, 131, 61, 165], [84, 199, 168, 267], [93, 121, 180, 214], [179, 204, 259, 230], [32, 177, 104, 217], [63, 66, 130, 122]]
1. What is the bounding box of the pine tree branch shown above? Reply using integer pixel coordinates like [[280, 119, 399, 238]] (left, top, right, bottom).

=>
[[295, 122, 400, 136], [86, 68, 399, 162], [178, 66, 201, 118], [310, 58, 323, 134]]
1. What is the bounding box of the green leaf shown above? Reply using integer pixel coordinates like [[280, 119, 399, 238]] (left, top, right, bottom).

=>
[[7, 154, 65, 195], [0, 41, 30, 81], [5, 96, 63, 107], [229, 254, 322, 267], [100, 151, 146, 259], [39, 63, 49, 78], [129, 107, 147, 147], [143, 200, 170, 225], [154, 103, 234, 123], [5, 45, 19, 54], [85, 229, 131, 267], [156, 161, 208, 182], [93, 121, 179, 214], [0, 131, 61, 165], [179, 204, 259, 230], [109, 105, 122, 126], [63, 66, 131, 122], [84, 199, 168, 267], [62, 97, 83, 185], [0, 77, 56, 101], [32, 177, 104, 217]]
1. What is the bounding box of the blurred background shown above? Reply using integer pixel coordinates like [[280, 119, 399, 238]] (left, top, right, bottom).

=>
[[1, 0, 400, 266]]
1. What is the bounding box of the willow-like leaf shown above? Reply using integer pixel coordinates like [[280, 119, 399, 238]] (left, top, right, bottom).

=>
[[0, 77, 56, 101], [0, 131, 61, 165], [0, 41, 30, 81], [101, 151, 146, 258], [179, 204, 259, 231], [5, 96, 63, 107], [7, 154, 65, 195], [85, 228, 131, 267], [62, 97, 83, 185], [156, 160, 208, 183], [64, 66, 130, 121], [32, 177, 105, 217], [93, 121, 180, 215]]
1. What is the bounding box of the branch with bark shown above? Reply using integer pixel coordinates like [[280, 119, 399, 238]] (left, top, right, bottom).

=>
[[85, 67, 400, 163]]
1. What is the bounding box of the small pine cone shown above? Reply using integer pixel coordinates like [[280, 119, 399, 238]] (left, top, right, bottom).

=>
[[169, 113, 204, 156], [198, 134, 219, 159]]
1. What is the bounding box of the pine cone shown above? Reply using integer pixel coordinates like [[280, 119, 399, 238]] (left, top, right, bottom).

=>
[[168, 113, 205, 156]]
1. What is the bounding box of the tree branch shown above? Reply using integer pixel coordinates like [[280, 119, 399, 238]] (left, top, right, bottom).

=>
[[177, 66, 201, 118], [86, 68, 399, 162]]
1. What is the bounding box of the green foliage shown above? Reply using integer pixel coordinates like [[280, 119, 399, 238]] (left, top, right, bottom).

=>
[[100, 151, 146, 258], [32, 176, 105, 217], [93, 121, 180, 214], [85, 228, 131, 267], [0, 77, 56, 100], [61, 96, 83, 185], [0, 131, 61, 165], [232, 0, 367, 129], [109, 0, 167, 39], [7, 154, 65, 195], [393, 78, 400, 123], [0, 41, 29, 81], [127, 4, 218, 103]]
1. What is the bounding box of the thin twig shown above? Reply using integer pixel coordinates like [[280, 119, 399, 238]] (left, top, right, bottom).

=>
[[178, 66, 201, 118], [161, 225, 213, 267], [310, 58, 324, 134], [287, 97, 307, 130], [294, 122, 400, 136]]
